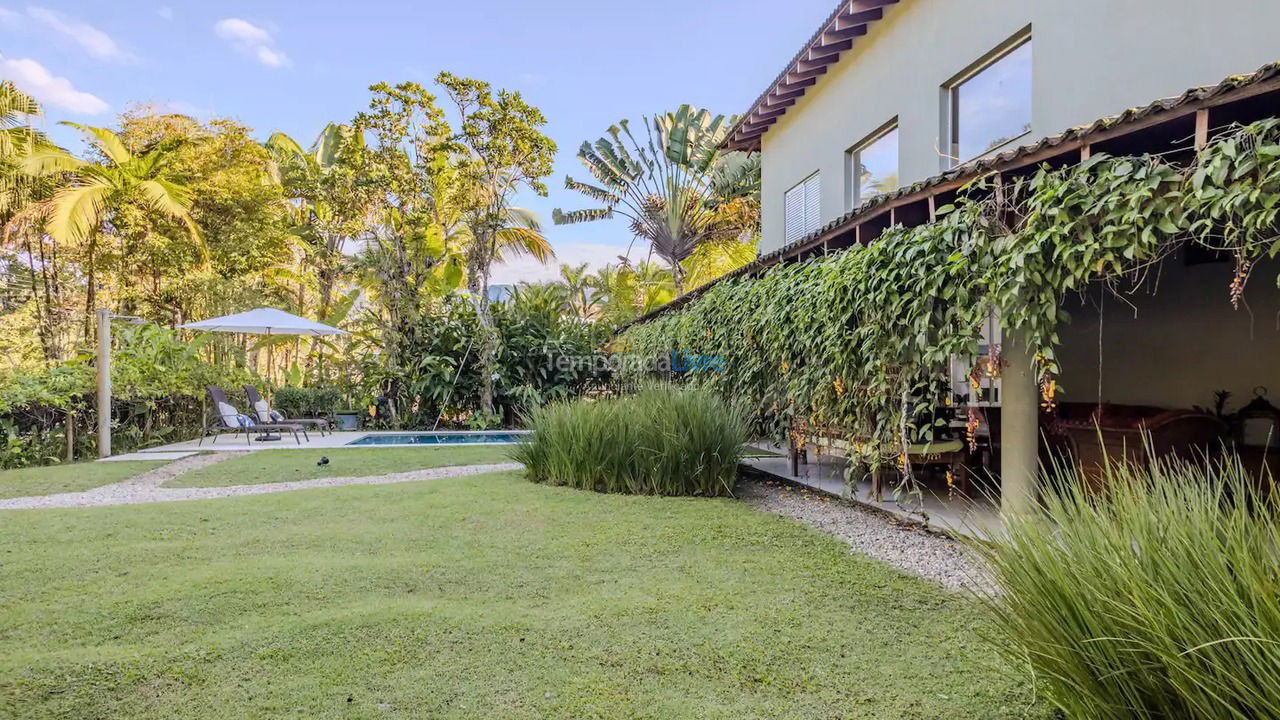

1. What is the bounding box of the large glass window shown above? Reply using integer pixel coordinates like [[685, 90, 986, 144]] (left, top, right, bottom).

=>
[[847, 124, 898, 209], [948, 38, 1032, 163], [784, 172, 820, 244]]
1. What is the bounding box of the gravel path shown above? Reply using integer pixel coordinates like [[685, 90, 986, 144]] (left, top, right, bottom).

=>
[[736, 477, 993, 593], [0, 454, 522, 510]]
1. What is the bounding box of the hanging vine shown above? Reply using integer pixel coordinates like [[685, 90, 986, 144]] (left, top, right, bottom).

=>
[[620, 119, 1280, 489]]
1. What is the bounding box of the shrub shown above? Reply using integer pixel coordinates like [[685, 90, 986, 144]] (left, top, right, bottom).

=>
[[272, 386, 342, 418], [973, 456, 1280, 719], [513, 384, 747, 496]]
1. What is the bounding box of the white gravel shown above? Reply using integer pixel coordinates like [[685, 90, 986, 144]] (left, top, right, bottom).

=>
[[0, 453, 522, 510], [736, 476, 993, 593]]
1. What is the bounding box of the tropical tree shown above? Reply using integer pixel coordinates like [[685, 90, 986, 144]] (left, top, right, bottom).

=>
[[553, 105, 760, 294], [0, 83, 68, 362], [436, 72, 558, 417], [558, 262, 593, 318], [265, 123, 370, 319], [585, 260, 678, 325], [24, 122, 202, 330], [0, 82, 52, 218]]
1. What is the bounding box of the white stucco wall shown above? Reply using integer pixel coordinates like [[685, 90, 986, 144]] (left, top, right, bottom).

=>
[[759, 0, 1280, 253]]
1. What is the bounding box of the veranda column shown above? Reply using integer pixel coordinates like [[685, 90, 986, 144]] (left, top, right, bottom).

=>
[[1000, 330, 1039, 515]]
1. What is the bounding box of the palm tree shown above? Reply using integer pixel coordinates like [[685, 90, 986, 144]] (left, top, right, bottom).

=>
[[558, 262, 593, 318], [0, 82, 53, 218], [0, 83, 69, 361], [24, 123, 201, 328], [553, 105, 760, 294], [587, 260, 677, 324]]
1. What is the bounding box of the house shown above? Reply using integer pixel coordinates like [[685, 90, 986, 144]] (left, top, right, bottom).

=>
[[734, 0, 1280, 256], [632, 0, 1280, 519]]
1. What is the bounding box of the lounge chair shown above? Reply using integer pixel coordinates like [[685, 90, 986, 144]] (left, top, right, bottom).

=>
[[200, 386, 309, 445], [243, 385, 332, 436]]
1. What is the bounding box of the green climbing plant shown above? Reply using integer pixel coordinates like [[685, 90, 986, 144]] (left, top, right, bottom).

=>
[[620, 119, 1280, 483]]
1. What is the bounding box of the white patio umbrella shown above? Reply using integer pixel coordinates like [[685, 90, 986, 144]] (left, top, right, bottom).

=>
[[180, 307, 347, 387], [180, 307, 347, 337]]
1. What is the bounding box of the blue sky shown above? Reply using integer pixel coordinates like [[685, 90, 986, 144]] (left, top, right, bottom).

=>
[[0, 0, 833, 283]]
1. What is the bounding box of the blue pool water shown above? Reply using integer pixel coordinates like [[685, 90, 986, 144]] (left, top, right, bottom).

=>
[[346, 432, 526, 446]]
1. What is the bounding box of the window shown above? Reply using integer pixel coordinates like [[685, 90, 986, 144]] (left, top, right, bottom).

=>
[[946, 35, 1032, 165], [846, 122, 898, 209], [784, 172, 820, 244]]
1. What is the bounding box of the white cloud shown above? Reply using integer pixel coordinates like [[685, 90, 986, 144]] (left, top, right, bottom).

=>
[[0, 54, 108, 114], [157, 6, 172, 21], [490, 242, 629, 285], [25, 7, 132, 62], [214, 18, 290, 68]]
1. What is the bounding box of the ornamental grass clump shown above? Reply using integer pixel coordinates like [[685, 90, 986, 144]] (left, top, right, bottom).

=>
[[973, 455, 1280, 719], [513, 385, 747, 496]]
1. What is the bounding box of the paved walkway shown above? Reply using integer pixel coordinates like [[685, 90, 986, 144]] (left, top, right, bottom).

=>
[[0, 453, 522, 510]]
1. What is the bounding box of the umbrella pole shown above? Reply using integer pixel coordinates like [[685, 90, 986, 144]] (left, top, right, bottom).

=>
[[260, 328, 280, 442]]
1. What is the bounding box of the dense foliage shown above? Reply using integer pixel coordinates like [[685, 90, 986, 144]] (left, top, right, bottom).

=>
[[973, 456, 1280, 719], [0, 74, 761, 465], [0, 324, 252, 467], [621, 120, 1280, 473], [362, 291, 613, 429], [514, 384, 748, 496]]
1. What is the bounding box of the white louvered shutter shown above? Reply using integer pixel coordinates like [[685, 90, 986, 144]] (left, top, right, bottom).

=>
[[803, 173, 821, 235], [784, 172, 820, 244], [784, 181, 805, 244]]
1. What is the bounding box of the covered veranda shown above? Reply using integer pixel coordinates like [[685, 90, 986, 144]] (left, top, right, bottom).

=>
[[664, 63, 1280, 522]]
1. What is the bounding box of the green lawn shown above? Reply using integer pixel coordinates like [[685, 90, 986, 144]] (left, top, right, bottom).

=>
[[0, 460, 166, 499], [165, 446, 515, 488], [0, 470, 1043, 719]]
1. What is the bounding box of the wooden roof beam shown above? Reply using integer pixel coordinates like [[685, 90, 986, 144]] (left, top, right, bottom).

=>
[[750, 106, 790, 123], [739, 117, 778, 134], [766, 86, 807, 104], [847, 0, 899, 11], [822, 23, 869, 43], [794, 54, 839, 73], [786, 65, 829, 82], [835, 7, 884, 27], [775, 76, 818, 93], [809, 38, 853, 58]]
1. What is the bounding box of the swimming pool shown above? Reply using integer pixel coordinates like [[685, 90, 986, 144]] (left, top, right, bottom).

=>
[[345, 431, 527, 446]]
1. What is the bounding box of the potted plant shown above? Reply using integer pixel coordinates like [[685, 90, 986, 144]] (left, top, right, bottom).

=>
[[334, 406, 363, 430]]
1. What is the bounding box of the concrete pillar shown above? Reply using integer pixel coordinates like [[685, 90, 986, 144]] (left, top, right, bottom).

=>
[[1000, 330, 1040, 515]]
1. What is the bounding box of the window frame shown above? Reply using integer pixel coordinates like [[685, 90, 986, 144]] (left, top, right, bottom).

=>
[[845, 119, 899, 211], [942, 27, 1033, 168]]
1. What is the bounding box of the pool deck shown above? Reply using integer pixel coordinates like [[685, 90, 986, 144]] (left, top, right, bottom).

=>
[[133, 430, 526, 454]]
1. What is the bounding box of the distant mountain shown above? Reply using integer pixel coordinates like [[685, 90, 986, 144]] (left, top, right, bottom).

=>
[[487, 284, 514, 302]]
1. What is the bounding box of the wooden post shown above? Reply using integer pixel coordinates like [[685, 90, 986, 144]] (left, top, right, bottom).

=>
[[96, 309, 111, 459], [1194, 109, 1210, 150], [65, 411, 74, 463]]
